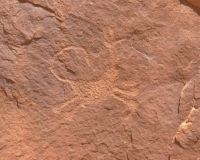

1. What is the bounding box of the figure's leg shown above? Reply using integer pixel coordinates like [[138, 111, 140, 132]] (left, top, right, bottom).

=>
[[112, 85, 139, 112], [52, 96, 78, 115]]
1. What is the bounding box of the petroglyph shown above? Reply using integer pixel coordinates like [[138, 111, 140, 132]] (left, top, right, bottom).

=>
[[50, 44, 140, 117]]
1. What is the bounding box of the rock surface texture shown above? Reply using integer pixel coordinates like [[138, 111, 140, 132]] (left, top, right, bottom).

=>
[[0, 0, 200, 159]]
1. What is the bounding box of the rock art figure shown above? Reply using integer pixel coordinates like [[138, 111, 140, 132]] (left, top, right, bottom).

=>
[[50, 44, 140, 120]]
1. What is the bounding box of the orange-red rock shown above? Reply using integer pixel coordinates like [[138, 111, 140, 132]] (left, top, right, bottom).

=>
[[187, 0, 200, 8], [0, 0, 200, 159]]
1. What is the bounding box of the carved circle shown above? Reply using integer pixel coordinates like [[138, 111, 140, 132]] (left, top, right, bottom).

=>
[[51, 46, 111, 81]]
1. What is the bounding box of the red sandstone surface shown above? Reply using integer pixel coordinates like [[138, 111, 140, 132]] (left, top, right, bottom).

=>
[[0, 0, 200, 159]]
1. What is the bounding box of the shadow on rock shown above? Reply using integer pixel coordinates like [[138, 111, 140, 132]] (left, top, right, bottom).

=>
[[179, 0, 200, 15]]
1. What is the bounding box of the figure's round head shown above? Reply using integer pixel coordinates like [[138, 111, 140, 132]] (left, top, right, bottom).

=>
[[51, 46, 111, 81]]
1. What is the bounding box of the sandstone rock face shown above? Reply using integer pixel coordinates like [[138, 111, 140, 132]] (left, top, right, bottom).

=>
[[0, 0, 200, 159]]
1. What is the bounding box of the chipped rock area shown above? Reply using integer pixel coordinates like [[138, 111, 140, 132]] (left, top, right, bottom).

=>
[[0, 0, 200, 159]]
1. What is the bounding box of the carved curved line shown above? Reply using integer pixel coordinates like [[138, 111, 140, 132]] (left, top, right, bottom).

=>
[[52, 97, 78, 114], [53, 46, 91, 65], [49, 63, 73, 83], [64, 104, 82, 121], [50, 46, 92, 82], [113, 87, 139, 97], [112, 94, 138, 112]]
